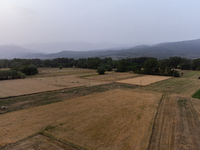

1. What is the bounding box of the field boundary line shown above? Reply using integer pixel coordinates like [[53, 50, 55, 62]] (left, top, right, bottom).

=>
[[42, 132, 87, 150], [0, 85, 86, 100], [147, 93, 165, 150]]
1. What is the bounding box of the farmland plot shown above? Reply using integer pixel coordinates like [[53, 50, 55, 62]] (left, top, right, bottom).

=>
[[85, 72, 141, 82], [149, 95, 200, 150], [145, 77, 200, 96], [0, 89, 162, 149], [117, 75, 171, 85], [0, 74, 108, 98]]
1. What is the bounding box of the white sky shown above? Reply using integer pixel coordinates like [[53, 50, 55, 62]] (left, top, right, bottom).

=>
[[0, 0, 200, 45]]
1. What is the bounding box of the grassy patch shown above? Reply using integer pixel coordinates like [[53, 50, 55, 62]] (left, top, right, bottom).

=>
[[79, 74, 99, 78], [192, 89, 200, 99], [177, 99, 187, 107]]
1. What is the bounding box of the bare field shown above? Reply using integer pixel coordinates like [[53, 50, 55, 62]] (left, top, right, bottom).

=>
[[116, 75, 171, 85], [149, 95, 200, 150], [85, 72, 141, 82], [145, 77, 200, 96], [0, 89, 162, 149], [0, 69, 108, 98], [0, 134, 75, 150], [36, 67, 97, 78]]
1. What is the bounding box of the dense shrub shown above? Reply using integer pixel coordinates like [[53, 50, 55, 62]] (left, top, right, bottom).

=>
[[17, 71, 26, 79], [97, 66, 106, 75], [59, 65, 63, 69], [13, 64, 38, 75], [173, 70, 180, 77]]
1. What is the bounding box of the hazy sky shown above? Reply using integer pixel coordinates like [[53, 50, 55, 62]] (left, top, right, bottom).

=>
[[0, 0, 200, 45]]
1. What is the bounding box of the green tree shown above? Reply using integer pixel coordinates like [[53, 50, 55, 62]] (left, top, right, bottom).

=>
[[116, 59, 126, 72], [97, 66, 106, 75], [143, 58, 158, 74]]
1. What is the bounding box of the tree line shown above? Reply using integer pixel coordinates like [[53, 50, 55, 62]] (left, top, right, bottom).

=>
[[0, 56, 200, 77]]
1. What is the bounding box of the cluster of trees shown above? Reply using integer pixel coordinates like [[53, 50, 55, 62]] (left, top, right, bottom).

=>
[[0, 70, 26, 80], [0, 59, 39, 80], [1, 56, 200, 77]]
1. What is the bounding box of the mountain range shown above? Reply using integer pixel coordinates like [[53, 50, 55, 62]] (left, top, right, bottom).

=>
[[0, 39, 200, 60]]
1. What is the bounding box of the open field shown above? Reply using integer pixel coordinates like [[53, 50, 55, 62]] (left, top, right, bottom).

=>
[[145, 77, 200, 96], [35, 67, 97, 78], [181, 70, 200, 79], [0, 89, 162, 149], [149, 95, 200, 150], [2, 68, 200, 149], [116, 75, 171, 85], [84, 72, 141, 82], [0, 68, 109, 98], [0, 134, 75, 150], [0, 83, 137, 114]]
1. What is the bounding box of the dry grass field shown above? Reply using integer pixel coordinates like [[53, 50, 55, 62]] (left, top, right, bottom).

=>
[[145, 77, 200, 96], [0, 68, 109, 98], [0, 89, 162, 149], [0, 134, 75, 150], [36, 67, 97, 78], [2, 68, 200, 149], [149, 95, 200, 150], [85, 72, 141, 82], [116, 75, 171, 85]]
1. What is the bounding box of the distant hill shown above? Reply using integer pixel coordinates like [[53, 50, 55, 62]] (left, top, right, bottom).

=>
[[1, 39, 200, 59]]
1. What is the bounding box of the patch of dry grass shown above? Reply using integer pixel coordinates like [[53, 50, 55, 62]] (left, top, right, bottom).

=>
[[0, 89, 162, 149], [116, 75, 171, 85], [85, 72, 140, 82]]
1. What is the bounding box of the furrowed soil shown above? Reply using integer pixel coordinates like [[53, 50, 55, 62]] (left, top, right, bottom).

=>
[[149, 95, 200, 150], [0, 89, 162, 149]]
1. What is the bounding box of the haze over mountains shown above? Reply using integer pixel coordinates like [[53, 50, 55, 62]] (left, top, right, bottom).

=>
[[0, 39, 200, 60]]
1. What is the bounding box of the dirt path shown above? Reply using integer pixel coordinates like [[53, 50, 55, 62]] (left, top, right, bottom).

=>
[[148, 95, 200, 150]]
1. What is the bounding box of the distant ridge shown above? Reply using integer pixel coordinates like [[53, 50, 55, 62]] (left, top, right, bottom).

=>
[[1, 39, 200, 59]]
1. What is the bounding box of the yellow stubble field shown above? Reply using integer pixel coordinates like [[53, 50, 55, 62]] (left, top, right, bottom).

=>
[[0, 68, 109, 98], [0, 89, 162, 150], [117, 75, 171, 85]]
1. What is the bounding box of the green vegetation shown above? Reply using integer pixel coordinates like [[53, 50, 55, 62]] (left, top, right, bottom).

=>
[[0, 56, 198, 78], [192, 90, 200, 99], [97, 66, 106, 74], [59, 65, 63, 69], [79, 74, 99, 78], [0, 70, 26, 80]]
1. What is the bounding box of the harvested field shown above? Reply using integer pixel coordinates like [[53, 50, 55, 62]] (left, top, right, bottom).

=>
[[0, 83, 137, 114], [181, 70, 200, 79], [85, 72, 140, 82], [149, 95, 200, 150], [0, 134, 75, 150], [35, 68, 96, 78], [0, 74, 108, 98], [145, 77, 200, 96], [0, 89, 162, 149], [116, 75, 171, 85]]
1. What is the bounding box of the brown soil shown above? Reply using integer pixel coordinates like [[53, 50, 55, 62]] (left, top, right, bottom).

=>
[[149, 95, 200, 150], [0, 134, 75, 150]]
